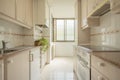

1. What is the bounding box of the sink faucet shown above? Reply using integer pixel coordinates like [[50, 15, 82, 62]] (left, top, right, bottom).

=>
[[2, 40, 8, 50]]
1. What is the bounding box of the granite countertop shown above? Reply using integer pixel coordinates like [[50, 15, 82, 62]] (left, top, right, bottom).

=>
[[79, 45, 120, 52], [0, 45, 39, 60]]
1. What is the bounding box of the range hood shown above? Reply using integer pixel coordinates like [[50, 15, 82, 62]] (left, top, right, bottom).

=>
[[35, 24, 48, 28], [88, 1, 110, 17]]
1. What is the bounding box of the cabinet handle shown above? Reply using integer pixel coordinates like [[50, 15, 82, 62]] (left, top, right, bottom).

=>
[[97, 62, 105, 67], [7, 60, 13, 64], [29, 54, 34, 62]]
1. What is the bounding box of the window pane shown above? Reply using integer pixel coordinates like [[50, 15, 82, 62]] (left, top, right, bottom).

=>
[[56, 20, 64, 40], [66, 20, 74, 41]]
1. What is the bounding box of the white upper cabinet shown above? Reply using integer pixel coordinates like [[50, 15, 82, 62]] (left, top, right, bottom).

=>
[[81, 0, 100, 29], [26, 0, 33, 27], [110, 0, 120, 14], [16, 0, 26, 23], [87, 0, 95, 16], [0, 0, 33, 28], [0, 0, 16, 18], [34, 0, 50, 27], [16, 0, 33, 27], [81, 0, 87, 28]]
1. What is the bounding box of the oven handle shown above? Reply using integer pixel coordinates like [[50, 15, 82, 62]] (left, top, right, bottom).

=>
[[78, 57, 89, 68], [79, 60, 89, 68], [77, 55, 89, 68]]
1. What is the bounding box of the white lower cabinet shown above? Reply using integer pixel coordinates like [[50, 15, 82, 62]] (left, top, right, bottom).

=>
[[91, 55, 120, 80], [5, 51, 29, 80], [29, 47, 41, 80], [0, 60, 4, 80], [91, 67, 108, 80], [41, 53, 47, 69]]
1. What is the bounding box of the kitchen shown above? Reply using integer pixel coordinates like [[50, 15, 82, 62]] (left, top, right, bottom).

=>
[[0, 0, 120, 80]]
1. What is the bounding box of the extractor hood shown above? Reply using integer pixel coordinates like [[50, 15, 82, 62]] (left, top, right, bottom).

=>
[[88, 0, 110, 17]]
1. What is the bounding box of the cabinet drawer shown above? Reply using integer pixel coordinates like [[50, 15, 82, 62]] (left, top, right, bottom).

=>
[[91, 67, 108, 80], [91, 55, 120, 80]]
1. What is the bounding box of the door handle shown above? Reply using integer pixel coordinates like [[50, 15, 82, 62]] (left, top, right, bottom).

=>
[[29, 54, 34, 62]]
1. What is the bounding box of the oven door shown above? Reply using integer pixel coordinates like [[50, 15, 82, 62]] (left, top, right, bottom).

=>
[[76, 56, 90, 80]]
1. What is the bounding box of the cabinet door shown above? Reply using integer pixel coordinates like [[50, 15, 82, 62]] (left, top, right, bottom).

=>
[[38, 0, 46, 24], [96, 0, 105, 6], [110, 0, 120, 13], [81, 0, 87, 27], [87, 0, 96, 15], [45, 1, 50, 27], [0, 60, 4, 80], [91, 55, 120, 80], [41, 53, 47, 68], [16, 0, 26, 23], [30, 47, 41, 80], [0, 0, 15, 18], [111, 0, 119, 8], [91, 67, 108, 80], [6, 51, 29, 80], [26, 0, 33, 27]]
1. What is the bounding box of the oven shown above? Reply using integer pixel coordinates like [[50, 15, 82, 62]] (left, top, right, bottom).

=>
[[76, 46, 91, 80]]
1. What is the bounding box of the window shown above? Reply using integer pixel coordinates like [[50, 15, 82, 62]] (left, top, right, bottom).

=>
[[53, 18, 75, 42]]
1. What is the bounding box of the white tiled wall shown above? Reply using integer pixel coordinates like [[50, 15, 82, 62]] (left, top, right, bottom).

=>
[[0, 20, 34, 49], [23, 28, 34, 46], [0, 20, 24, 48], [91, 12, 120, 49]]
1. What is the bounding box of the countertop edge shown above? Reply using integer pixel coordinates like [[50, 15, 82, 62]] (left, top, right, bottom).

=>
[[0, 46, 40, 60]]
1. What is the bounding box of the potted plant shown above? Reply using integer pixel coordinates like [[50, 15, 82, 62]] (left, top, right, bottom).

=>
[[35, 37, 49, 52]]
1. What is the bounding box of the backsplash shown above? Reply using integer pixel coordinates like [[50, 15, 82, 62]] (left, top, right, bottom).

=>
[[91, 12, 120, 49], [0, 20, 34, 49], [23, 28, 34, 46]]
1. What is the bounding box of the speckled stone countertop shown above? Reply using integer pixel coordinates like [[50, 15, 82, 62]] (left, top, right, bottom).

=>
[[79, 45, 120, 52], [0, 46, 40, 60], [77, 45, 120, 68]]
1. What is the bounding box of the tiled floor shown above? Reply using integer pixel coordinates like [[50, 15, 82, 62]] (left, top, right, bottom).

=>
[[41, 57, 75, 80]]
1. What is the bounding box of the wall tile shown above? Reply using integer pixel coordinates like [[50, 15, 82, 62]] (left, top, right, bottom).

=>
[[0, 20, 34, 48], [91, 12, 120, 49]]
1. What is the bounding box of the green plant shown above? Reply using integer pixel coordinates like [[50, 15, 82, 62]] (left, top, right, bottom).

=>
[[38, 37, 49, 52]]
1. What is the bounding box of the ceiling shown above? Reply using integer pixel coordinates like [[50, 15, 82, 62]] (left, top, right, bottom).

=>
[[48, 0, 76, 18]]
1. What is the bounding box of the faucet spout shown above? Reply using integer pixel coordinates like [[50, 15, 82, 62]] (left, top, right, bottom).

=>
[[2, 40, 8, 50]]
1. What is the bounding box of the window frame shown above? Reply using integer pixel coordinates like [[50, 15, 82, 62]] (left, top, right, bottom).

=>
[[53, 18, 75, 42]]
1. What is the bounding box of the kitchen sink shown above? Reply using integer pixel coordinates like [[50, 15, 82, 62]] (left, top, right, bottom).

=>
[[0, 49, 16, 54]]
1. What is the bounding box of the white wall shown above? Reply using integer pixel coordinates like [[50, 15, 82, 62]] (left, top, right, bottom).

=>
[[50, 0, 76, 18], [55, 42, 75, 57]]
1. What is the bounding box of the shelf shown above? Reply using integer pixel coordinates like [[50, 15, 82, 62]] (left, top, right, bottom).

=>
[[35, 24, 48, 28]]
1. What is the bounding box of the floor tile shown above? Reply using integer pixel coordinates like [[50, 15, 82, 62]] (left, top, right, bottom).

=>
[[41, 57, 75, 80]]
